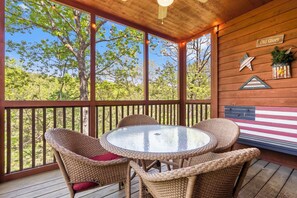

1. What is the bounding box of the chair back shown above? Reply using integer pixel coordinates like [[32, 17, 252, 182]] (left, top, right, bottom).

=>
[[117, 114, 158, 128], [45, 128, 103, 158], [131, 148, 260, 198], [192, 118, 240, 152]]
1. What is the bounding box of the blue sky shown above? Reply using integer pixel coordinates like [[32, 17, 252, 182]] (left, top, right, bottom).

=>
[[5, 14, 177, 77]]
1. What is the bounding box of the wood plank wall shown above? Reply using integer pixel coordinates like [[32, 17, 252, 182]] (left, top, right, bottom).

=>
[[216, 0, 297, 167], [218, 0, 297, 118]]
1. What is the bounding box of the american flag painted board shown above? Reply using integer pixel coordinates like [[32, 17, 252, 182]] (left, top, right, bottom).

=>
[[225, 106, 297, 156], [239, 75, 271, 90]]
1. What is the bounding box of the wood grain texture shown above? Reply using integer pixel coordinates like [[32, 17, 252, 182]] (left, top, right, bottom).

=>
[[234, 143, 297, 170], [211, 28, 218, 118], [255, 166, 292, 198], [278, 170, 297, 198], [89, 14, 96, 138], [218, 0, 297, 168], [218, 0, 297, 109], [54, 0, 272, 41], [241, 160, 269, 187], [179, 43, 187, 126], [239, 163, 280, 197]]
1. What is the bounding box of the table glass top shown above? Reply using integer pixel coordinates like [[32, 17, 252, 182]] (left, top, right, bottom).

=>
[[106, 125, 211, 153]]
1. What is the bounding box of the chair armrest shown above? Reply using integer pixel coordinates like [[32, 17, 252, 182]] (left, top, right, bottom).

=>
[[130, 148, 260, 182]]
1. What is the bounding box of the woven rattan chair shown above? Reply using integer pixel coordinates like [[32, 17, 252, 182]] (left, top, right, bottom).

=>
[[45, 128, 128, 198], [171, 118, 240, 169], [117, 114, 160, 171], [193, 118, 240, 153], [130, 148, 260, 198], [184, 118, 240, 167], [117, 114, 158, 128]]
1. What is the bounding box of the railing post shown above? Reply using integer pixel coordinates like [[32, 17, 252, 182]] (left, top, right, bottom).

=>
[[0, 0, 5, 182], [144, 32, 149, 115], [211, 26, 218, 118], [178, 42, 187, 126], [89, 14, 96, 137]]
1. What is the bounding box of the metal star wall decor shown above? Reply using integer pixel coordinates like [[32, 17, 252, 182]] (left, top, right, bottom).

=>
[[239, 53, 255, 71]]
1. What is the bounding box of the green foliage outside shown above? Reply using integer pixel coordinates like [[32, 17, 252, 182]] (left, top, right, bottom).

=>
[[187, 35, 211, 100]]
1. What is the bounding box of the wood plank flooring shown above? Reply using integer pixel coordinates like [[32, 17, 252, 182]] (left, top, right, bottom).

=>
[[0, 160, 296, 198]]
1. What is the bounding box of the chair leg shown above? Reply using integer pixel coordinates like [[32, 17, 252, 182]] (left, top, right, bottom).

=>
[[178, 159, 185, 168], [69, 189, 75, 198], [126, 164, 131, 198], [139, 179, 144, 198], [156, 160, 161, 172], [166, 163, 171, 171], [119, 182, 124, 190]]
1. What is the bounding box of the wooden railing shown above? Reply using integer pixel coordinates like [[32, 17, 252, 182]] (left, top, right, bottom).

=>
[[186, 100, 211, 127], [2, 100, 209, 180], [96, 102, 180, 137], [4, 106, 89, 175]]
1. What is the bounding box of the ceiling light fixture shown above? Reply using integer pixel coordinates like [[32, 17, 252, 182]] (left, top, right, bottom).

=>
[[157, 0, 174, 23], [157, 0, 174, 7]]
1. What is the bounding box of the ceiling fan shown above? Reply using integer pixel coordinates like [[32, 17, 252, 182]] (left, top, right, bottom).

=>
[[157, 0, 209, 23], [157, 0, 173, 23]]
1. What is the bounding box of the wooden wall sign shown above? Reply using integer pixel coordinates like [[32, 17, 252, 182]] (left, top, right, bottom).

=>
[[256, 34, 284, 47]]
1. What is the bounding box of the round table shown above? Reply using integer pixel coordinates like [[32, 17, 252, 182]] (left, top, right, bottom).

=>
[[100, 125, 218, 161]]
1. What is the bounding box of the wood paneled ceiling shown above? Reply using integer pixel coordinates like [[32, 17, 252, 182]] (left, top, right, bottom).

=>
[[57, 0, 273, 41]]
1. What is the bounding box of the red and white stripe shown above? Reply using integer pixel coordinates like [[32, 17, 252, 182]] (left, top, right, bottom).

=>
[[244, 79, 266, 89], [231, 107, 297, 144]]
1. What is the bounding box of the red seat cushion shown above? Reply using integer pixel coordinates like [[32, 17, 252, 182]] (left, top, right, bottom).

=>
[[72, 152, 121, 191], [90, 152, 121, 161], [73, 182, 97, 192]]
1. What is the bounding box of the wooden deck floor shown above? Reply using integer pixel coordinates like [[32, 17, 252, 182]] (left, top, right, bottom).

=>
[[0, 160, 296, 198]]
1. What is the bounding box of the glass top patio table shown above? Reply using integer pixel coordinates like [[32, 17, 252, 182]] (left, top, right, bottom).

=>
[[100, 125, 218, 160]]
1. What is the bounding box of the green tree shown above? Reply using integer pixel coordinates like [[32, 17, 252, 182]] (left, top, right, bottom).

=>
[[5, 0, 144, 101], [187, 34, 211, 100], [149, 36, 178, 100], [149, 61, 178, 100], [5, 0, 144, 132]]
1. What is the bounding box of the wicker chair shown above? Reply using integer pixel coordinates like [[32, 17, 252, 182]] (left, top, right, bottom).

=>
[[117, 114, 160, 171], [171, 118, 240, 169], [45, 128, 129, 198], [192, 118, 240, 153], [130, 148, 260, 198], [117, 114, 158, 128]]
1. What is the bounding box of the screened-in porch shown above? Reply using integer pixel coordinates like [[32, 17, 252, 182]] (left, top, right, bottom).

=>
[[0, 0, 297, 197]]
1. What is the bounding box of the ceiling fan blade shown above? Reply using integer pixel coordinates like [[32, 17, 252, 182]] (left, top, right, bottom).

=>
[[158, 6, 167, 19]]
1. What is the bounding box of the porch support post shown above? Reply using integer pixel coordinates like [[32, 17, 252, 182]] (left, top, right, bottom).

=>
[[178, 42, 187, 126], [0, 0, 5, 182], [144, 32, 149, 115], [210, 26, 218, 118], [89, 14, 96, 137]]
